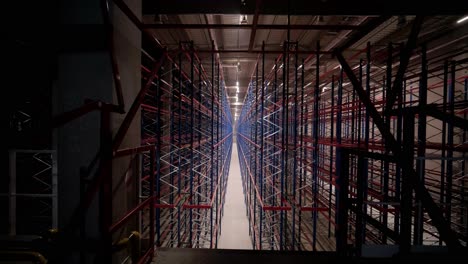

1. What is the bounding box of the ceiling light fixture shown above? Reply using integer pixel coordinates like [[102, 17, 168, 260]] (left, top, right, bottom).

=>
[[457, 15, 468, 24], [240, 15, 248, 24]]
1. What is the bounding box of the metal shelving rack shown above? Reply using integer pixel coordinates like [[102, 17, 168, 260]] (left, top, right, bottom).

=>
[[237, 19, 468, 253], [141, 41, 233, 249]]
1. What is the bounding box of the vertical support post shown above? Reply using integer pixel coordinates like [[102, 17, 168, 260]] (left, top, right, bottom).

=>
[[446, 61, 456, 226], [292, 42, 298, 250], [355, 153, 365, 255], [299, 58, 305, 246], [280, 41, 287, 250], [284, 41, 290, 249], [337, 149, 349, 254], [253, 62, 258, 249], [259, 42, 265, 250], [52, 151, 58, 229], [400, 112, 415, 253], [9, 150, 16, 236], [170, 62, 175, 246], [210, 41, 215, 249], [215, 59, 221, 248], [177, 44, 182, 246], [382, 43, 393, 244], [357, 59, 363, 147], [189, 42, 195, 247], [440, 61, 448, 231], [274, 61, 279, 250], [98, 107, 112, 262], [414, 44, 427, 245], [462, 78, 468, 241], [395, 45, 404, 236], [312, 41, 320, 251], [329, 75, 335, 238], [335, 69, 344, 233], [197, 61, 202, 247], [149, 148, 156, 256], [156, 67, 162, 246]]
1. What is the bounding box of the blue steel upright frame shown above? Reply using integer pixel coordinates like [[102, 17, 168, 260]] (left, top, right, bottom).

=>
[[140, 41, 233, 248]]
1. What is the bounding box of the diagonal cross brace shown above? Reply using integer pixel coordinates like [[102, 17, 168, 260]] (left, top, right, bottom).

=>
[[335, 51, 462, 249], [384, 16, 424, 115]]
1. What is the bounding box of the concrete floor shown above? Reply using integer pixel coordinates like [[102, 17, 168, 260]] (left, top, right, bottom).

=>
[[218, 143, 252, 249]]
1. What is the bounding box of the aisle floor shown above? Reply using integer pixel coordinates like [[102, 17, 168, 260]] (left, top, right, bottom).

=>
[[218, 142, 252, 249]]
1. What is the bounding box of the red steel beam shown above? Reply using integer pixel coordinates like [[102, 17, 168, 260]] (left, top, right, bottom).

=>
[[113, 52, 166, 152], [109, 196, 152, 232], [113, 144, 155, 157]]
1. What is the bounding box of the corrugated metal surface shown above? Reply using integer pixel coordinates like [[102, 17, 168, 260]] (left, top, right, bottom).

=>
[[271, 15, 288, 25], [293, 15, 313, 24], [266, 30, 286, 45], [255, 15, 276, 50], [222, 29, 250, 49], [222, 14, 247, 24], [179, 15, 210, 48], [350, 16, 404, 50], [177, 14, 204, 24]]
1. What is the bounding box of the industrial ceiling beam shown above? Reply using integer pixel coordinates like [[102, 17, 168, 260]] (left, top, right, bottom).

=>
[[337, 16, 391, 51], [143, 0, 465, 15], [248, 0, 263, 51], [142, 23, 362, 30], [195, 49, 333, 54]]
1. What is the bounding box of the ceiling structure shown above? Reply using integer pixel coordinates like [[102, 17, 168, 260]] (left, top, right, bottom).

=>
[[140, 1, 468, 119], [143, 0, 466, 15]]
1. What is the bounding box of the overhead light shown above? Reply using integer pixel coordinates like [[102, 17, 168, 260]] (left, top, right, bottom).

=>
[[457, 15, 468, 24], [236, 81, 239, 86], [240, 15, 248, 25]]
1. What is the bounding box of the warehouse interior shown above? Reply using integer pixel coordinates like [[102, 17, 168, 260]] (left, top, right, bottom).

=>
[[2, 0, 468, 263]]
